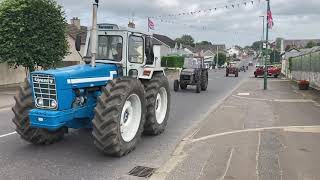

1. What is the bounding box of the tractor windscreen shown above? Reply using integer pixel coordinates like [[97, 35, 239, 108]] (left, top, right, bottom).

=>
[[183, 58, 201, 69], [87, 35, 123, 61]]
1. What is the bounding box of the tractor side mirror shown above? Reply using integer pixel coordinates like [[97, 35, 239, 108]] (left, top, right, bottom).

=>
[[145, 37, 154, 65], [75, 34, 81, 52]]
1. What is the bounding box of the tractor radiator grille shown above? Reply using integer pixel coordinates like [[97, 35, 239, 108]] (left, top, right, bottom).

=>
[[31, 74, 58, 110], [181, 75, 191, 80]]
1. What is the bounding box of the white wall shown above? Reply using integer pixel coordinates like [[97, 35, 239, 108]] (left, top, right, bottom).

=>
[[0, 63, 26, 86], [63, 36, 85, 63]]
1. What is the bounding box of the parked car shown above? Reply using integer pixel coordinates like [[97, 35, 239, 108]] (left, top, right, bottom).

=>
[[254, 65, 281, 78], [226, 62, 239, 77]]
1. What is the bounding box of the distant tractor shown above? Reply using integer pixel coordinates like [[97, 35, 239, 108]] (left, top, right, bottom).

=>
[[226, 62, 239, 77], [174, 57, 208, 93], [12, 1, 170, 157]]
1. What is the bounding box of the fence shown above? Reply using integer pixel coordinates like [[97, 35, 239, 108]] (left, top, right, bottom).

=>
[[288, 47, 320, 89], [290, 50, 320, 72]]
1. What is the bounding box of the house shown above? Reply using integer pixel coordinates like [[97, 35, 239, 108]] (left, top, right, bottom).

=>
[[227, 46, 241, 57], [64, 17, 88, 66], [281, 39, 320, 52], [152, 34, 175, 56]]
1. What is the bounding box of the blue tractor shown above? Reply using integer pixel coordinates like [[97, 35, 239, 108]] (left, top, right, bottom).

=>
[[12, 1, 170, 157]]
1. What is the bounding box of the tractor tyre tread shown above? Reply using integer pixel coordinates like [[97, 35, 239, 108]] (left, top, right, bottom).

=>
[[92, 77, 146, 157], [142, 73, 171, 135], [12, 79, 65, 145]]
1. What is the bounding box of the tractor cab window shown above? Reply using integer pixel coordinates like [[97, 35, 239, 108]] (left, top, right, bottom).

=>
[[128, 36, 144, 63], [183, 58, 201, 69], [87, 35, 123, 61]]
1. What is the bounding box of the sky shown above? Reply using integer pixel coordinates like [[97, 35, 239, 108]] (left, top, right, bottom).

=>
[[56, 0, 320, 48]]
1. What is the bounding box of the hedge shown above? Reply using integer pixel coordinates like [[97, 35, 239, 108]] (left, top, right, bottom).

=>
[[161, 56, 184, 68]]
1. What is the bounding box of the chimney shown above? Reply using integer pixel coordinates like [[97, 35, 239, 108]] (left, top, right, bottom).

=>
[[71, 17, 81, 30], [128, 21, 135, 29]]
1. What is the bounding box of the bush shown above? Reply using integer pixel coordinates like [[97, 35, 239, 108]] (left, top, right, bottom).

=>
[[161, 56, 184, 68]]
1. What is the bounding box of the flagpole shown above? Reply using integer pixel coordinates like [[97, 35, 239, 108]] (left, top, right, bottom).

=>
[[264, 0, 270, 90], [147, 17, 150, 32]]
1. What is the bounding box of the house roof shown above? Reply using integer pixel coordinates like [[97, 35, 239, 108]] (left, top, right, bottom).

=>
[[67, 24, 87, 45], [153, 34, 175, 48]]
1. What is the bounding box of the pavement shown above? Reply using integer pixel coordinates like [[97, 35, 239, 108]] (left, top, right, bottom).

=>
[[0, 61, 252, 180], [151, 77, 320, 180]]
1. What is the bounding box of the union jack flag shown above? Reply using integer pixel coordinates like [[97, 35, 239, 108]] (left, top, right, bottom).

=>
[[267, 5, 274, 29], [148, 18, 155, 30]]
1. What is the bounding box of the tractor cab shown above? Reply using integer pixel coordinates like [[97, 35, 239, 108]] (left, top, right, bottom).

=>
[[76, 23, 162, 80]]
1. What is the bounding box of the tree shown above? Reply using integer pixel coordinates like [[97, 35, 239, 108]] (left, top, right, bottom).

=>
[[0, 0, 69, 72], [214, 53, 227, 66], [175, 35, 195, 47], [196, 41, 212, 46], [251, 41, 262, 51], [305, 41, 316, 48], [269, 50, 281, 63]]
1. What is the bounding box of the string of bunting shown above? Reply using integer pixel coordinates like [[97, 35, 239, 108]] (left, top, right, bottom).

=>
[[149, 0, 260, 19]]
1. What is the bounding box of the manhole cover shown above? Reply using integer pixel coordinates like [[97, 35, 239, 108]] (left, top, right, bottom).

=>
[[128, 166, 157, 178]]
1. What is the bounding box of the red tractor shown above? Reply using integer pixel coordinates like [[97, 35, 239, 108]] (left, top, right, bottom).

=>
[[226, 62, 239, 77]]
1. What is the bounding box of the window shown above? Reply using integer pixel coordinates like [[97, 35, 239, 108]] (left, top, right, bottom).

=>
[[128, 36, 144, 63], [87, 35, 123, 61]]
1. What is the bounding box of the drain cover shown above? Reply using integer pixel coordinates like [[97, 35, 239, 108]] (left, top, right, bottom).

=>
[[128, 166, 156, 178]]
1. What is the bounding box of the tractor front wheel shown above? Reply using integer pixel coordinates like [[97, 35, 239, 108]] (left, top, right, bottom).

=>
[[12, 79, 65, 145], [92, 77, 146, 157], [143, 73, 170, 135]]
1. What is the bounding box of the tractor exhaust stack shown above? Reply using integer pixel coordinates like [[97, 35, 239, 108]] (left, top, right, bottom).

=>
[[91, 1, 99, 67]]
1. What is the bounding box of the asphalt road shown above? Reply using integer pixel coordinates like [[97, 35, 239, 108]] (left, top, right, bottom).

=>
[[0, 62, 252, 180]]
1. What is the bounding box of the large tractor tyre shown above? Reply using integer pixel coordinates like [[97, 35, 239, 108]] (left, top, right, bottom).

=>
[[201, 71, 208, 91], [12, 79, 65, 145], [92, 77, 146, 157], [174, 80, 179, 92], [196, 81, 201, 93], [226, 69, 229, 77], [142, 73, 171, 135], [235, 71, 239, 77], [180, 82, 187, 90]]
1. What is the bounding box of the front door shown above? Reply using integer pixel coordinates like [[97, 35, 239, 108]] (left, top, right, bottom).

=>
[[126, 34, 145, 78]]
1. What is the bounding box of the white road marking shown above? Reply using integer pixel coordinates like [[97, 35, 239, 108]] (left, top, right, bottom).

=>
[[256, 132, 261, 180], [0, 107, 12, 112], [237, 92, 250, 96], [191, 125, 320, 143], [0, 131, 17, 138], [278, 157, 283, 180], [219, 148, 235, 180], [232, 95, 318, 104]]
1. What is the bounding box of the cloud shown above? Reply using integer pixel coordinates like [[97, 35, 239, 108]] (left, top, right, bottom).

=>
[[56, 0, 320, 47]]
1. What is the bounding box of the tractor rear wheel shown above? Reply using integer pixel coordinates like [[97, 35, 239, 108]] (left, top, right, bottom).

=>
[[196, 81, 201, 93], [201, 71, 208, 91], [143, 73, 170, 135], [92, 77, 146, 157], [12, 79, 65, 145]]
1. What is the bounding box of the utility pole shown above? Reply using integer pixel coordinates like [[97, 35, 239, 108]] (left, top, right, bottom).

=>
[[216, 45, 219, 69], [264, 0, 270, 90]]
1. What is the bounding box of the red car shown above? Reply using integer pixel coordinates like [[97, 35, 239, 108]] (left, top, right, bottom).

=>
[[254, 65, 281, 78]]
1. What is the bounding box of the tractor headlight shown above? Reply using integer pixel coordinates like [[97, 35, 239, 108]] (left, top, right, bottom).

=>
[[50, 100, 57, 108], [37, 98, 44, 106]]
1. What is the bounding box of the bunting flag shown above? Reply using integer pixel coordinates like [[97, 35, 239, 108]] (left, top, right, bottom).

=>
[[148, 0, 259, 19], [148, 18, 155, 30], [267, 5, 274, 29]]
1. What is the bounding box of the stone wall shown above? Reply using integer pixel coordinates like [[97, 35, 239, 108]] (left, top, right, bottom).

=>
[[0, 63, 26, 86]]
